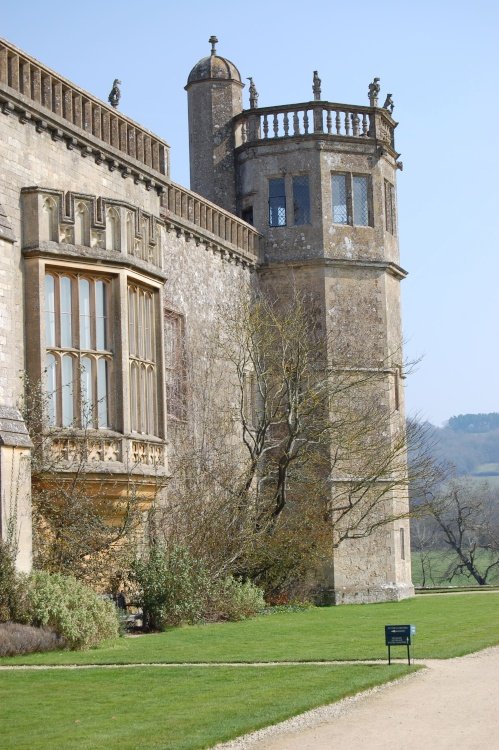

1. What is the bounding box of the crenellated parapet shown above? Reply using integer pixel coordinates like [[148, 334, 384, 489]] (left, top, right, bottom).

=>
[[0, 38, 169, 190], [234, 100, 398, 154]]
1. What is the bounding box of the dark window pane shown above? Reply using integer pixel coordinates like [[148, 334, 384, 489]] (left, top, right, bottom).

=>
[[353, 175, 369, 226], [242, 206, 254, 225], [332, 174, 348, 224], [269, 178, 286, 227], [293, 175, 310, 225]]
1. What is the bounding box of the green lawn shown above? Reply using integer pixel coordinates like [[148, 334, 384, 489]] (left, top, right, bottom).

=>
[[2, 592, 498, 666], [1, 593, 497, 750], [0, 664, 414, 750], [412, 550, 499, 587]]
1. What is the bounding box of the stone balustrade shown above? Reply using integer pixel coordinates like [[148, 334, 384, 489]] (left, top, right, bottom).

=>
[[162, 181, 262, 264], [234, 101, 395, 148], [0, 38, 169, 177]]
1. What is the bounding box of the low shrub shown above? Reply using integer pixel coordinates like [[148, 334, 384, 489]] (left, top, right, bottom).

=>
[[24, 571, 120, 649], [0, 621, 66, 656], [133, 544, 267, 629], [133, 544, 211, 630], [207, 576, 266, 621]]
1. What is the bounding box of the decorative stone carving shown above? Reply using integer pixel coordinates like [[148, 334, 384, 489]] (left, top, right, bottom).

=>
[[383, 93, 394, 114], [49, 437, 121, 463], [131, 440, 165, 466], [368, 77, 380, 107], [312, 71, 322, 101], [108, 79, 121, 109], [247, 77, 259, 109]]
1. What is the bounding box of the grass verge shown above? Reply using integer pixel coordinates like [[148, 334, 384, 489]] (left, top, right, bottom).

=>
[[0, 664, 415, 750], [1, 592, 498, 666]]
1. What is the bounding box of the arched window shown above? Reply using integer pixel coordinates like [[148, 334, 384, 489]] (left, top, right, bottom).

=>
[[41, 197, 59, 242], [74, 202, 90, 246], [105, 207, 120, 252], [45, 353, 56, 426], [126, 212, 135, 254]]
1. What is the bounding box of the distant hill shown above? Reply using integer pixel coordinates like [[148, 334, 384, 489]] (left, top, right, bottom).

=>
[[447, 412, 499, 434], [424, 412, 499, 476]]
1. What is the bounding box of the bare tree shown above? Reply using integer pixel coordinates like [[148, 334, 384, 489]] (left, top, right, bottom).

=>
[[20, 377, 155, 588], [156, 289, 437, 595], [425, 479, 499, 586]]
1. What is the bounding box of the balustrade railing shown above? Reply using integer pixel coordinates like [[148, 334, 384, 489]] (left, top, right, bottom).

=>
[[162, 182, 261, 261], [234, 101, 394, 147], [0, 38, 169, 176]]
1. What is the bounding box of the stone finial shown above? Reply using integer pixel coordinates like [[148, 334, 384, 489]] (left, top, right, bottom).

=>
[[368, 77, 380, 107], [209, 35, 218, 56], [108, 79, 121, 108], [312, 70, 321, 101], [383, 93, 395, 114], [247, 77, 259, 109]]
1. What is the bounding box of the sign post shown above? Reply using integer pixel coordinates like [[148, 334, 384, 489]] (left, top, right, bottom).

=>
[[385, 624, 416, 665]]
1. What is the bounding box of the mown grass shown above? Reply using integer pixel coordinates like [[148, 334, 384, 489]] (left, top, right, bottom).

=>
[[1, 592, 498, 666], [0, 664, 414, 750], [412, 550, 499, 587]]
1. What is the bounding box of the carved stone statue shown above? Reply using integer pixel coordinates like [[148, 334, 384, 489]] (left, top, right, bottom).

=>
[[312, 70, 321, 101], [383, 93, 395, 114], [368, 77, 380, 107], [108, 79, 121, 109], [247, 77, 259, 109]]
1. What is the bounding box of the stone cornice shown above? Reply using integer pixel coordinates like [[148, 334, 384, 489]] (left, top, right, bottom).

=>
[[258, 256, 408, 279]]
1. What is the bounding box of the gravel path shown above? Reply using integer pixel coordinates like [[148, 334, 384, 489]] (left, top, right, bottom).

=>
[[213, 647, 499, 750]]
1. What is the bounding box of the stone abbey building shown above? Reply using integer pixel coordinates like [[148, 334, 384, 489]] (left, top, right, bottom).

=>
[[0, 35, 413, 603]]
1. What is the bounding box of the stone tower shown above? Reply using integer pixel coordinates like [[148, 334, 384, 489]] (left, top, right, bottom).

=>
[[185, 36, 243, 214], [187, 43, 414, 603]]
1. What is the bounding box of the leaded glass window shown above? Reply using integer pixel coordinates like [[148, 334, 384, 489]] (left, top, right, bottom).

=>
[[332, 173, 372, 227], [332, 174, 348, 224], [269, 178, 286, 227], [164, 311, 186, 421], [353, 175, 369, 226], [43, 271, 112, 429], [128, 283, 158, 436]]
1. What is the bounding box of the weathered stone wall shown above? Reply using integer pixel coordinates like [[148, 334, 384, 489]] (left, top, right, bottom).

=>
[[0, 107, 162, 409]]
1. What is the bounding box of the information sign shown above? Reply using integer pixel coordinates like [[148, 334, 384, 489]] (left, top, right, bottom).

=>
[[384, 624, 415, 664]]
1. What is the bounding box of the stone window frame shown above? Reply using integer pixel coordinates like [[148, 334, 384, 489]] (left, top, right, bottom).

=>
[[268, 177, 287, 227], [44, 269, 113, 430], [25, 256, 166, 441], [268, 173, 312, 228], [164, 309, 187, 422], [331, 171, 373, 228], [292, 175, 311, 226], [128, 282, 159, 437], [384, 179, 397, 236]]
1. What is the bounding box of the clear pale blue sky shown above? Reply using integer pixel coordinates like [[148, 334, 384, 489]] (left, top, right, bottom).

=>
[[3, 0, 498, 426]]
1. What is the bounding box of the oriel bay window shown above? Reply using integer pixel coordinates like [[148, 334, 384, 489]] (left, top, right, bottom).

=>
[[44, 272, 112, 428], [128, 282, 158, 436]]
